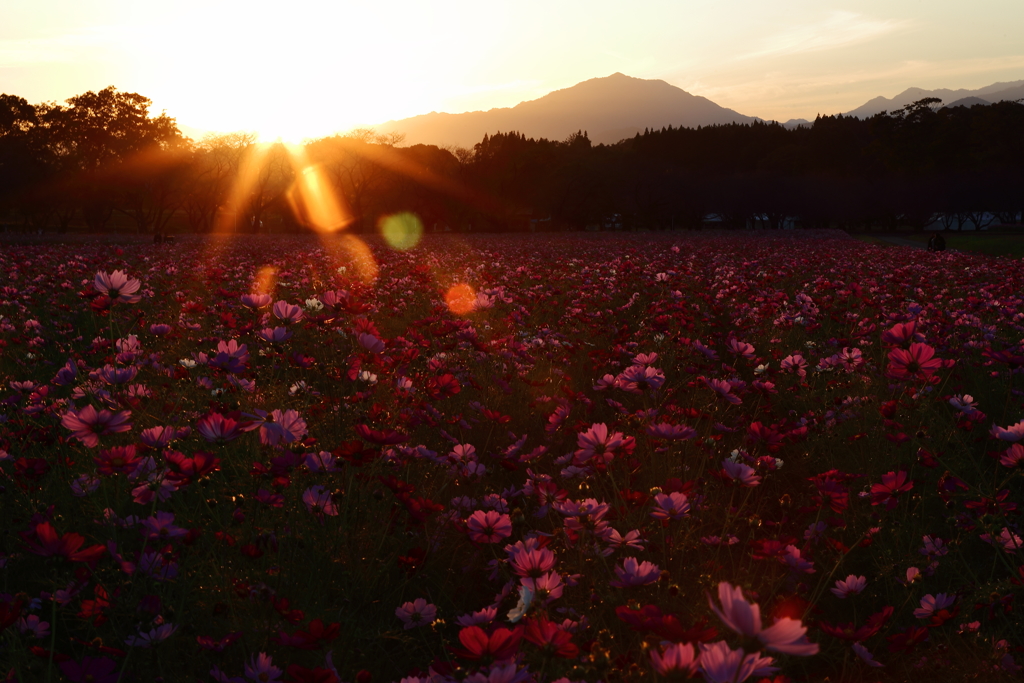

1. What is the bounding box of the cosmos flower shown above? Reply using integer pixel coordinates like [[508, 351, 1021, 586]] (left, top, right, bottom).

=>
[[94, 270, 142, 304]]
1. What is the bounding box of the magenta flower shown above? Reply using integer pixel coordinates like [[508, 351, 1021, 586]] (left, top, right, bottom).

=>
[[886, 343, 944, 381], [94, 270, 142, 304], [61, 405, 133, 448], [831, 575, 867, 598], [196, 413, 246, 443], [357, 332, 385, 354], [244, 409, 307, 446], [709, 582, 819, 656], [140, 511, 188, 541], [98, 364, 138, 385], [149, 323, 172, 335], [870, 471, 913, 510], [272, 300, 303, 323], [467, 510, 512, 543], [395, 598, 437, 629], [609, 557, 660, 587], [698, 641, 777, 683], [650, 641, 698, 677]]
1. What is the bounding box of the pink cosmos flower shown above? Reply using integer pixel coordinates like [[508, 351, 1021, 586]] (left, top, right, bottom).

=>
[[395, 598, 436, 629], [244, 652, 282, 682], [949, 394, 978, 413], [467, 510, 512, 543], [240, 293, 272, 309], [704, 378, 742, 404], [886, 343, 945, 381], [507, 545, 556, 577], [913, 593, 956, 619], [1000, 444, 1024, 467], [722, 459, 761, 487], [303, 485, 338, 518], [244, 409, 307, 446], [781, 545, 815, 574], [140, 511, 187, 542], [650, 642, 698, 677], [257, 327, 293, 343], [617, 365, 665, 392], [61, 405, 133, 448], [94, 270, 142, 304], [457, 606, 498, 627], [124, 623, 177, 647], [272, 300, 303, 323], [97, 364, 138, 385], [646, 422, 696, 440], [831, 575, 867, 598], [851, 642, 883, 667], [838, 347, 863, 371], [981, 528, 1023, 553], [780, 354, 808, 378], [357, 333, 385, 354], [709, 582, 819, 656], [650, 492, 690, 520], [698, 641, 777, 683], [149, 323, 172, 335], [609, 557, 660, 587], [990, 420, 1024, 442], [727, 338, 756, 360], [574, 423, 632, 465]]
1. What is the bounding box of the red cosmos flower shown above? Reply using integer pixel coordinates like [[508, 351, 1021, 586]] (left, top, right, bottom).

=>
[[819, 606, 893, 642], [886, 343, 944, 381], [61, 405, 133, 448], [164, 451, 221, 485], [424, 373, 461, 399], [881, 321, 924, 347], [273, 619, 340, 650], [196, 412, 247, 443], [22, 522, 105, 564], [886, 626, 929, 653], [451, 625, 524, 661], [871, 471, 913, 510], [94, 446, 141, 476], [523, 616, 578, 658], [355, 424, 408, 445], [0, 598, 24, 631]]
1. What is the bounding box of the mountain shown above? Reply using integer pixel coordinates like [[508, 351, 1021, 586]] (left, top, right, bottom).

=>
[[844, 80, 1024, 118], [374, 73, 758, 147]]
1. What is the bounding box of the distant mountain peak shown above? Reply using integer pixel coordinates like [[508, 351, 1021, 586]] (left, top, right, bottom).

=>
[[375, 73, 756, 147]]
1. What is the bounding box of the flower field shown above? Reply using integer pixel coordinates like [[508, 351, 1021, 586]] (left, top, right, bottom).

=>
[[1, 230, 1023, 683]]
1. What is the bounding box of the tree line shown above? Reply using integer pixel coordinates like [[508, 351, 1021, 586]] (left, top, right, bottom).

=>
[[1, 88, 1022, 234]]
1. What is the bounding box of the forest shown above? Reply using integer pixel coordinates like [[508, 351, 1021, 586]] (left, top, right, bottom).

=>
[[1, 87, 1022, 234]]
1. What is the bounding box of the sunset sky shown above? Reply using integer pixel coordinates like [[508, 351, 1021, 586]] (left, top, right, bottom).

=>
[[3, 0, 1022, 142]]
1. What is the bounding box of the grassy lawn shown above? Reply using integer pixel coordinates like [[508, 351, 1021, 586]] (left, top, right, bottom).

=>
[[857, 231, 1024, 258]]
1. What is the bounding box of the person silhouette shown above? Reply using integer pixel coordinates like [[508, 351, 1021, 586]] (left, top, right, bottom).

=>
[[927, 232, 946, 252]]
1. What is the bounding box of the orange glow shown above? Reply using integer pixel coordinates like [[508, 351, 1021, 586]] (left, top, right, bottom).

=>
[[253, 266, 278, 295], [214, 143, 270, 233], [285, 147, 353, 233], [337, 235, 378, 285], [445, 283, 476, 316]]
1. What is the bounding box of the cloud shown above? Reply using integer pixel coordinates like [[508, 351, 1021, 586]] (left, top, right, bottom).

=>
[[735, 11, 908, 61]]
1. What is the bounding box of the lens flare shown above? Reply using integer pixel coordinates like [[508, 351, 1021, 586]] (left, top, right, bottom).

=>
[[285, 147, 352, 233], [254, 266, 278, 295], [337, 235, 378, 285], [445, 283, 476, 316], [379, 212, 424, 250]]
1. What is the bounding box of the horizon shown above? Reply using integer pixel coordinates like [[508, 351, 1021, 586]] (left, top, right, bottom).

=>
[[4, 0, 1024, 142]]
